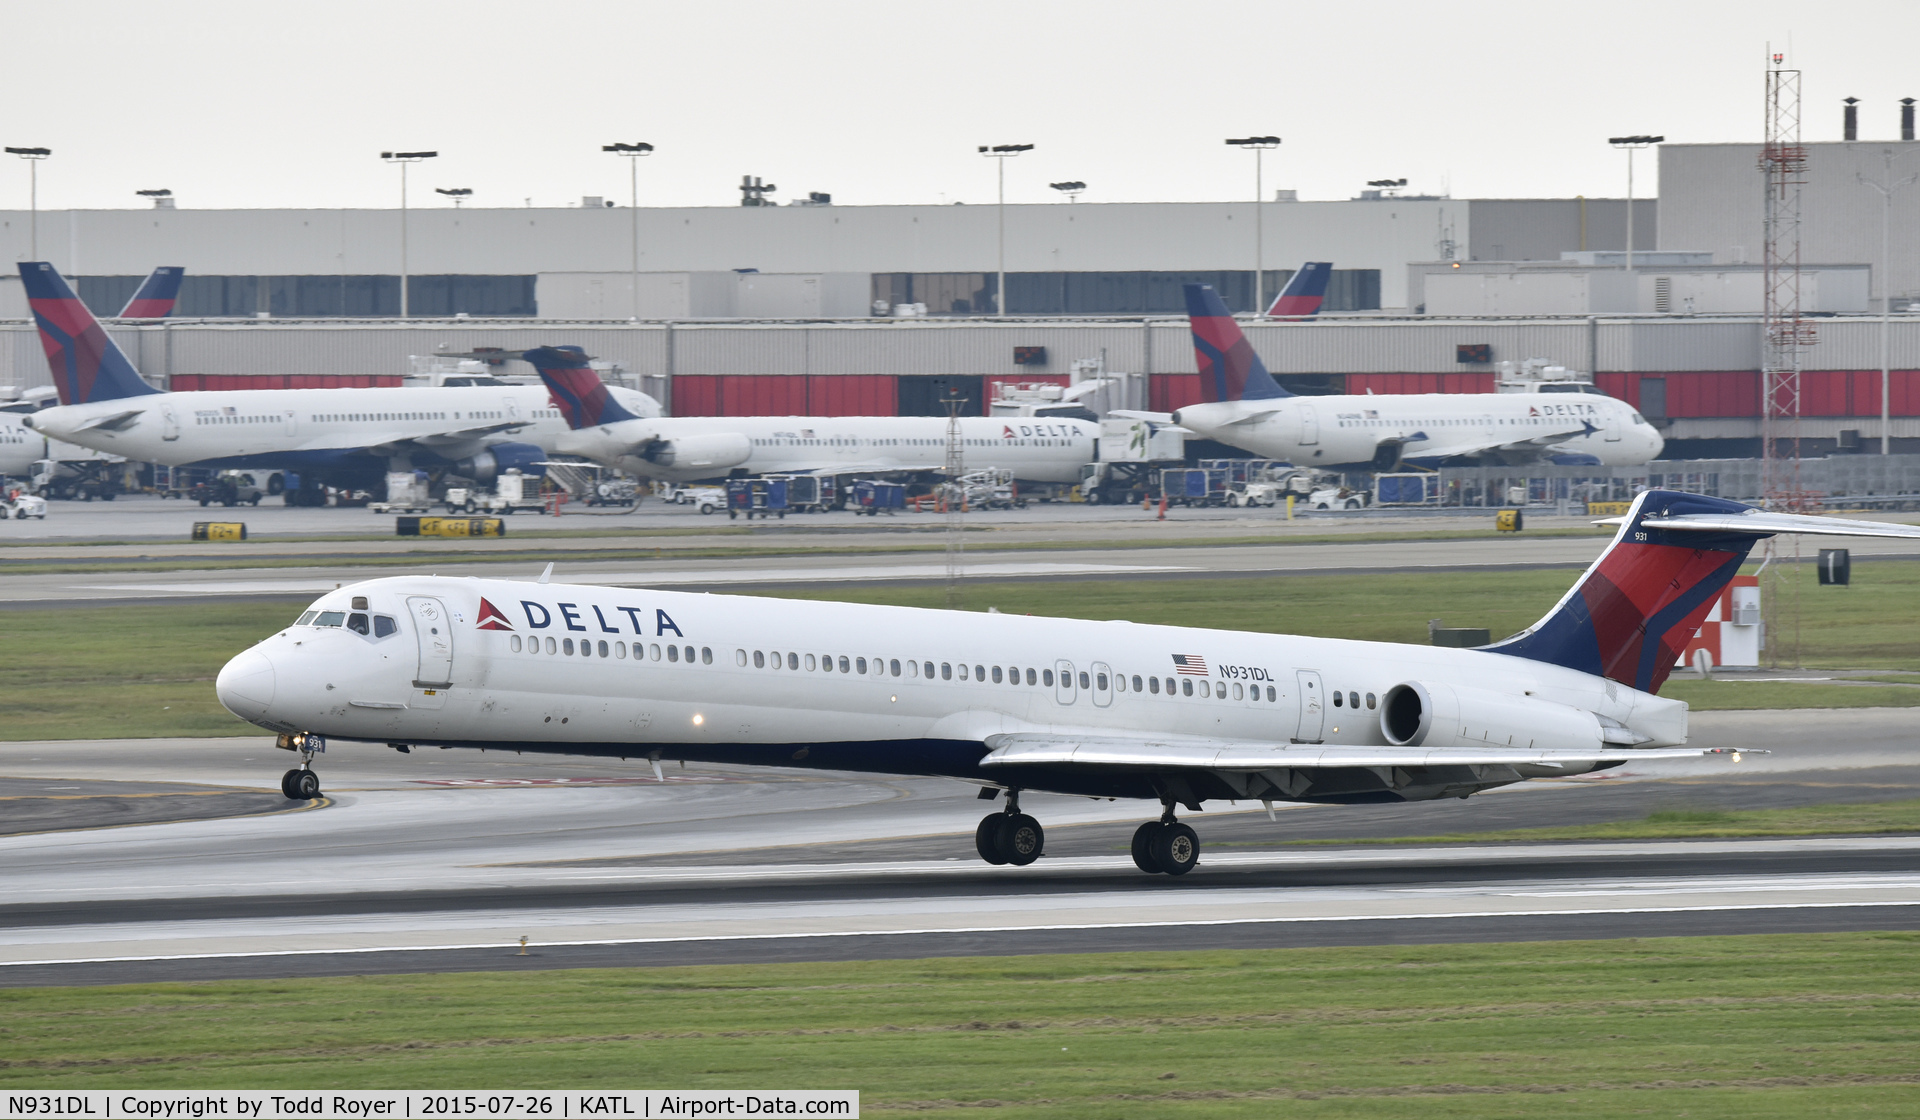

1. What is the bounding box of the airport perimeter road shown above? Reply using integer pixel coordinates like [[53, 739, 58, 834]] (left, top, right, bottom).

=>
[[2, 708, 1917, 985]]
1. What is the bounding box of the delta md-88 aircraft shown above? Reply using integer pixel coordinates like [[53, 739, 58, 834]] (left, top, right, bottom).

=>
[[1122, 284, 1665, 470], [218, 492, 1920, 875]]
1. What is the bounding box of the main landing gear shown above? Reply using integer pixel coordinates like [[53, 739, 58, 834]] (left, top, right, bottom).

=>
[[1131, 804, 1200, 876], [974, 790, 1044, 866], [275, 732, 327, 801]]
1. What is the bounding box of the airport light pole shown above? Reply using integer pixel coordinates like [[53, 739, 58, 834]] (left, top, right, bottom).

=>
[[1049, 180, 1085, 203], [603, 142, 655, 320], [1858, 148, 1920, 454], [979, 144, 1033, 316], [6, 147, 50, 260], [381, 150, 437, 317], [435, 187, 472, 208], [1607, 136, 1662, 273], [1226, 137, 1281, 316]]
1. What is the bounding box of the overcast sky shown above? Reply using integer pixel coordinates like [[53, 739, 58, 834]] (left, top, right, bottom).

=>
[[7, 0, 1916, 212]]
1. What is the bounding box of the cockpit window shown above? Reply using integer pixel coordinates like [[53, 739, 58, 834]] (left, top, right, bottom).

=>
[[314, 611, 346, 628], [1631, 412, 1647, 424], [374, 615, 398, 638], [347, 613, 370, 635], [296, 611, 317, 626]]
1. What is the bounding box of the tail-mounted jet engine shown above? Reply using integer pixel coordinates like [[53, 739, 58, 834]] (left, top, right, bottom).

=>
[[639, 432, 752, 471], [1380, 680, 1607, 752]]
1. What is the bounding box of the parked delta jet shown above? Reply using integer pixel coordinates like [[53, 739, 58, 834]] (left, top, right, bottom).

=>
[[217, 490, 1917, 875], [14, 263, 659, 493], [1121, 284, 1664, 469], [527, 346, 1095, 484], [1265, 261, 1332, 319], [113, 266, 185, 319]]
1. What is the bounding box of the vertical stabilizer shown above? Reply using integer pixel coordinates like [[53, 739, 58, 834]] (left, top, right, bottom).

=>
[[1266, 262, 1332, 319], [524, 346, 640, 429], [1183, 283, 1291, 403], [19, 262, 163, 405], [117, 267, 186, 318]]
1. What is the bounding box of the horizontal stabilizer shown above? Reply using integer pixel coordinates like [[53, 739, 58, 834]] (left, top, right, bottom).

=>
[[1604, 508, 1920, 540], [980, 731, 1716, 770], [1107, 409, 1175, 423]]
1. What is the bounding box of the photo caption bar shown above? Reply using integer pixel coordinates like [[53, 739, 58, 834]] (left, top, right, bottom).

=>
[[2, 1094, 857, 1119]]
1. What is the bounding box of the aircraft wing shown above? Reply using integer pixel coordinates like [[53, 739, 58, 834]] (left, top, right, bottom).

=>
[[72, 409, 146, 433], [409, 422, 531, 448], [1108, 410, 1175, 423], [979, 730, 1725, 771], [1399, 419, 1598, 461], [776, 459, 942, 474]]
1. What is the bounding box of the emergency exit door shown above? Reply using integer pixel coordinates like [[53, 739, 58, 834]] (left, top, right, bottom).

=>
[[1294, 669, 1325, 742], [408, 596, 454, 691]]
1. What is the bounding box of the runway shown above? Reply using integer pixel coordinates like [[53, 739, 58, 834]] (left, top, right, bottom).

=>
[[3, 707, 1918, 986]]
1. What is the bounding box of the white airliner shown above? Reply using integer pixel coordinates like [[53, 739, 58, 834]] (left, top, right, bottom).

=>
[[1122, 284, 1664, 469], [216, 489, 1918, 875], [528, 346, 1095, 484], [14, 263, 660, 490]]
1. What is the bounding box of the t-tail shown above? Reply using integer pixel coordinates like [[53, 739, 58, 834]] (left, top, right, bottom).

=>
[[1488, 489, 1920, 694], [1266, 261, 1332, 319], [117, 266, 186, 318], [19, 262, 163, 406], [1183, 283, 1291, 404], [524, 346, 641, 429]]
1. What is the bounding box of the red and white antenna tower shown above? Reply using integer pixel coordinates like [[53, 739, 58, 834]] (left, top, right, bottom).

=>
[[1759, 47, 1812, 665]]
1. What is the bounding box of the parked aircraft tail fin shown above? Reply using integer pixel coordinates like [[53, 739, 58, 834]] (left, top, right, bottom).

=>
[[524, 346, 641, 429], [1183, 283, 1290, 403], [1266, 261, 1332, 319], [19, 262, 163, 406], [117, 266, 186, 318], [1486, 490, 1920, 694]]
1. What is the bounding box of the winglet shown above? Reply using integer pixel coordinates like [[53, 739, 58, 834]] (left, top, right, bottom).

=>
[[537, 562, 554, 585], [1266, 262, 1332, 319], [117, 267, 186, 318], [1183, 284, 1290, 403], [524, 346, 641, 429], [18, 262, 163, 406]]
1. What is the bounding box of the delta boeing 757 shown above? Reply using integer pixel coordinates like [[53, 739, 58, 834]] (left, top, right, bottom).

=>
[[216, 491, 1919, 875]]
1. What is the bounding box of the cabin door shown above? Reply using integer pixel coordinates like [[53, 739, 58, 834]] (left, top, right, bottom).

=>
[[160, 403, 179, 441], [1294, 669, 1325, 742], [407, 596, 455, 705], [1297, 403, 1319, 445]]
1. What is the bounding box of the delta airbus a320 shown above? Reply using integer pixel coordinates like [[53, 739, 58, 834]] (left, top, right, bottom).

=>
[[216, 493, 1920, 875]]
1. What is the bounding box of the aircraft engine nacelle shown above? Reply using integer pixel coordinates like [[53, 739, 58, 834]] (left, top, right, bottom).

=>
[[640, 432, 752, 471], [452, 441, 547, 483], [1380, 680, 1605, 752]]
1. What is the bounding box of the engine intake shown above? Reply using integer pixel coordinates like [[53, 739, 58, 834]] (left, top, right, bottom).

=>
[[1380, 680, 1605, 751], [451, 441, 546, 483]]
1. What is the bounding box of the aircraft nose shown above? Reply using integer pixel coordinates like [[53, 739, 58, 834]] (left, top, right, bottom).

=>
[[216, 648, 277, 719]]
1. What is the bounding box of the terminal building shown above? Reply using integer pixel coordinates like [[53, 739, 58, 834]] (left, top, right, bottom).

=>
[[3, 132, 1919, 458]]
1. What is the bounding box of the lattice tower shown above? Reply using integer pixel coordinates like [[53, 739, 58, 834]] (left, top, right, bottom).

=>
[[1759, 50, 1813, 665]]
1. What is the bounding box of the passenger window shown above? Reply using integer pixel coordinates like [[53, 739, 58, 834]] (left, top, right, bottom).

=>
[[753, 650, 764, 668], [1150, 677, 1160, 694], [992, 666, 1003, 683], [1043, 669, 1055, 686], [668, 645, 680, 663], [1132, 675, 1143, 692], [924, 661, 934, 679], [1025, 668, 1037, 685], [789, 653, 799, 670], [1198, 681, 1210, 698], [546, 637, 557, 654], [296, 611, 317, 625], [839, 655, 851, 673], [374, 615, 397, 638], [1268, 686, 1277, 701], [1232, 683, 1243, 700], [1349, 691, 1360, 709], [856, 657, 868, 674], [770, 651, 781, 669], [941, 663, 952, 680], [908, 660, 919, 678], [1097, 673, 1108, 691], [685, 646, 695, 663], [1334, 692, 1344, 707], [890, 659, 901, 677], [737, 649, 748, 666], [806, 654, 817, 671], [616, 642, 627, 659], [702, 647, 712, 664], [598, 640, 610, 658], [975, 664, 986, 681], [511, 635, 522, 652], [1366, 692, 1376, 709], [1078, 672, 1090, 690], [563, 638, 575, 655], [1181, 679, 1192, 696], [315, 611, 345, 627]]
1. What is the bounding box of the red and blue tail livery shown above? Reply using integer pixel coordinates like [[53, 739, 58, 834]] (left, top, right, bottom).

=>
[[117, 266, 186, 318], [1490, 491, 1769, 694], [525, 346, 641, 430], [1266, 261, 1332, 319], [1183, 283, 1291, 404], [19, 262, 163, 406]]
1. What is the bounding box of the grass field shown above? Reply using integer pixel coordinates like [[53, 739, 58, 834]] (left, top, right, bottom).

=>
[[7, 561, 1920, 741], [3, 934, 1918, 1115], [1265, 799, 1920, 846]]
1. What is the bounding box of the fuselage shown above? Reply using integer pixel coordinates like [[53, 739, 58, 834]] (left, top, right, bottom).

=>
[[560, 415, 1098, 484], [1174, 390, 1663, 467], [217, 574, 1687, 803], [23, 384, 661, 471]]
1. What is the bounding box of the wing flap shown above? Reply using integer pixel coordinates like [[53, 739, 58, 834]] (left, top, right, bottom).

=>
[[980, 731, 1714, 770]]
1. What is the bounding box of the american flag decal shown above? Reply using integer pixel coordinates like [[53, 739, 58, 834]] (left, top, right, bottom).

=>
[[1171, 654, 1209, 676]]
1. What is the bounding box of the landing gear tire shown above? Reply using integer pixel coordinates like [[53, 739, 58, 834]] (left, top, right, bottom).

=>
[[1131, 821, 1165, 873], [281, 768, 320, 801], [1152, 822, 1199, 875], [975, 815, 1011, 865], [1003, 813, 1043, 865]]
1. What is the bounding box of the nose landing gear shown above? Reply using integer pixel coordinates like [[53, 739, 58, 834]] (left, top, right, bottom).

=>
[[1131, 803, 1199, 876], [275, 732, 327, 801], [974, 790, 1044, 866]]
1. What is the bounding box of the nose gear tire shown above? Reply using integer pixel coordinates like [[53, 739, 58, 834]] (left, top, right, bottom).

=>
[[281, 769, 321, 801]]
